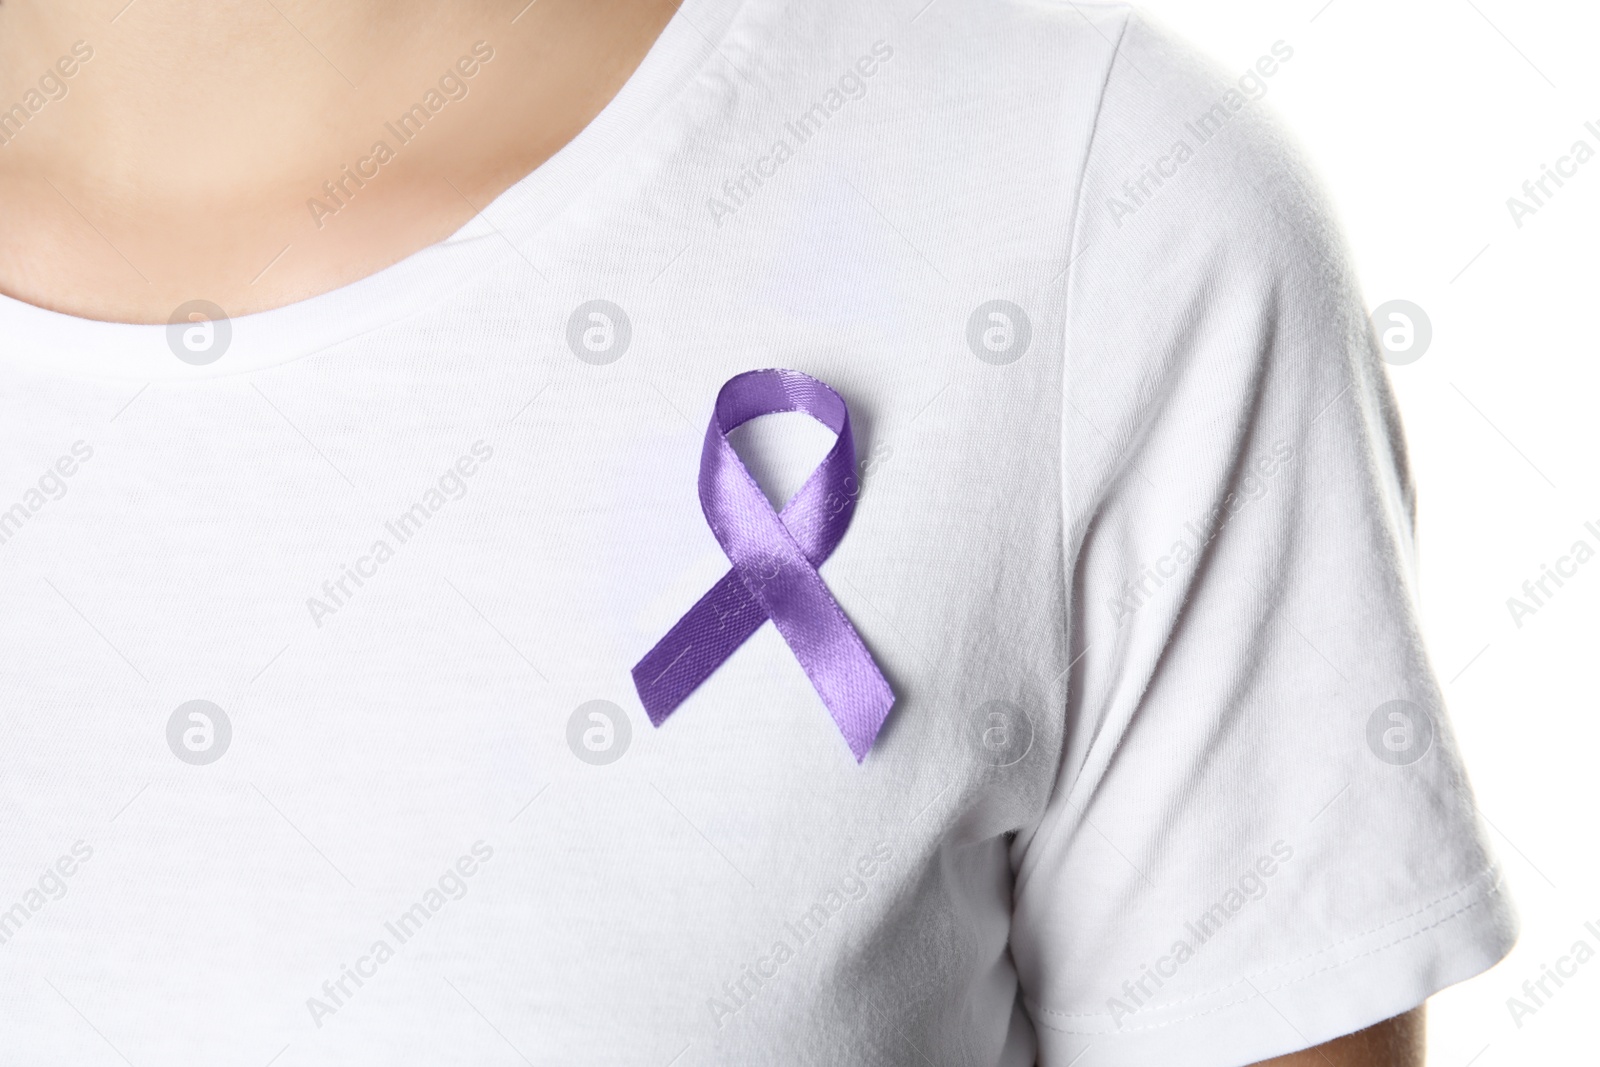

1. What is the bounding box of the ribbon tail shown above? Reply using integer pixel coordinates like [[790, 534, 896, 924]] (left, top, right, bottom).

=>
[[728, 549, 894, 762], [774, 594, 895, 763], [631, 570, 767, 725]]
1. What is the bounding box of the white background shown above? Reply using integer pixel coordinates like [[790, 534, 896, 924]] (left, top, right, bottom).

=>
[[1130, 0, 1598, 1062]]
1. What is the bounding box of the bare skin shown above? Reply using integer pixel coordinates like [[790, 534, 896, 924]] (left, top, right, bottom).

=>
[[0, 0, 679, 323], [0, 5, 1429, 1064], [1255, 1008, 1425, 1067]]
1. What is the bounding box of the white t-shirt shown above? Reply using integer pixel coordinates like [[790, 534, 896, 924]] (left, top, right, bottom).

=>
[[0, 2, 1515, 1065]]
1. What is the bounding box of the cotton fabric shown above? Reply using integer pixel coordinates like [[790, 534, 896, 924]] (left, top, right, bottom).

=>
[[0, 2, 1513, 1064]]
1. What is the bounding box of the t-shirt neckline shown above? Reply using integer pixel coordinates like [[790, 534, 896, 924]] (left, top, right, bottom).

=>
[[0, 0, 745, 383]]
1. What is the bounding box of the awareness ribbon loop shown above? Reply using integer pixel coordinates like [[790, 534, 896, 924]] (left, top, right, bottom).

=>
[[632, 369, 895, 761]]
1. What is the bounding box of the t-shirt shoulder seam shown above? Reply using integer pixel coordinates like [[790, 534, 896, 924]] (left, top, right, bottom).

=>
[[1057, 6, 1135, 344], [1046, 5, 1135, 821], [1056, 5, 1135, 540]]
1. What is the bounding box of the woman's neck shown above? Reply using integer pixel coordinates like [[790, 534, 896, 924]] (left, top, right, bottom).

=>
[[0, 0, 680, 322]]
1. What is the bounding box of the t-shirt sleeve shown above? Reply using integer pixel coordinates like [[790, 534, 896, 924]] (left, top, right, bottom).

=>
[[1009, 14, 1517, 1067]]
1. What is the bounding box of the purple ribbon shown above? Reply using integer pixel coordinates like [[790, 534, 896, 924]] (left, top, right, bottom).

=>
[[632, 369, 894, 762]]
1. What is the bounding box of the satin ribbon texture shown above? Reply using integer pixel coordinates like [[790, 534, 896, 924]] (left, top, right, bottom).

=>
[[632, 368, 895, 762]]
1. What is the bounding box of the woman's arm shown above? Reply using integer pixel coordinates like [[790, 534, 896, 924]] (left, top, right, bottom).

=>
[[1253, 1008, 1426, 1067]]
